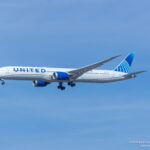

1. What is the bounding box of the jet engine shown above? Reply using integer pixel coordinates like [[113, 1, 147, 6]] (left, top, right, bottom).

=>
[[33, 80, 50, 87], [53, 72, 69, 80]]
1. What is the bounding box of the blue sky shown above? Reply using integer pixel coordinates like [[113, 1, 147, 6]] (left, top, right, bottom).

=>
[[0, 0, 150, 150]]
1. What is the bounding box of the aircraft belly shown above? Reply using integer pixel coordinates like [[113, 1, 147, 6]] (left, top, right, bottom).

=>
[[76, 73, 124, 83]]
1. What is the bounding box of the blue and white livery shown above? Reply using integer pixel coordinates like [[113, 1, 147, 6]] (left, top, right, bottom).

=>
[[0, 53, 146, 90]]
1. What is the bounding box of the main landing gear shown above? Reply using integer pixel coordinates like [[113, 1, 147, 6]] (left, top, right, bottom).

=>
[[68, 82, 76, 87], [57, 82, 66, 90], [57, 82, 76, 90]]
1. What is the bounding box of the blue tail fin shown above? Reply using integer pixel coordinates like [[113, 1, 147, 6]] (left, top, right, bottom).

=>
[[114, 52, 135, 73]]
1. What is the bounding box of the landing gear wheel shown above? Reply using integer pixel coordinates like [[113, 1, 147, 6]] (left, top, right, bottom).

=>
[[71, 83, 76, 87], [58, 82, 66, 90], [68, 82, 76, 87], [57, 86, 61, 89], [61, 87, 66, 90]]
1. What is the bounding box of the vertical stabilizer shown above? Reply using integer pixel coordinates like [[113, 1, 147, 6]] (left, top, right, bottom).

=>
[[114, 52, 135, 73]]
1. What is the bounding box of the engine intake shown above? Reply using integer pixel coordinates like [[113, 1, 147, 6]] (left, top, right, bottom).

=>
[[53, 72, 69, 80], [33, 80, 49, 87]]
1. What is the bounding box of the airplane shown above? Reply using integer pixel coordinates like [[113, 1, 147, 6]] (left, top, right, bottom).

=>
[[0, 52, 146, 90]]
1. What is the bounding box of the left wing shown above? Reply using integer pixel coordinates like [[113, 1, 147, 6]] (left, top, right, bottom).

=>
[[68, 55, 121, 81]]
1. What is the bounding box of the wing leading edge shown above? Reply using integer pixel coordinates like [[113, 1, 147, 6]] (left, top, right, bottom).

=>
[[68, 55, 121, 81]]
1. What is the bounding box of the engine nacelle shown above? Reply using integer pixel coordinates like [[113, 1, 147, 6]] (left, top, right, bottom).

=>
[[33, 80, 49, 87], [53, 72, 69, 80]]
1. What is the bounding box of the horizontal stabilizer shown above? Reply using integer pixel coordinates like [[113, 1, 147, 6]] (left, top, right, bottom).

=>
[[124, 70, 146, 78]]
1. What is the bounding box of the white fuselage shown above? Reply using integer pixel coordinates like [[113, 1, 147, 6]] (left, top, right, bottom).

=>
[[0, 66, 128, 83]]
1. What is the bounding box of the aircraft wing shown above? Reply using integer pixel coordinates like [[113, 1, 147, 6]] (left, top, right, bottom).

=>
[[68, 55, 121, 81], [124, 70, 147, 78]]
